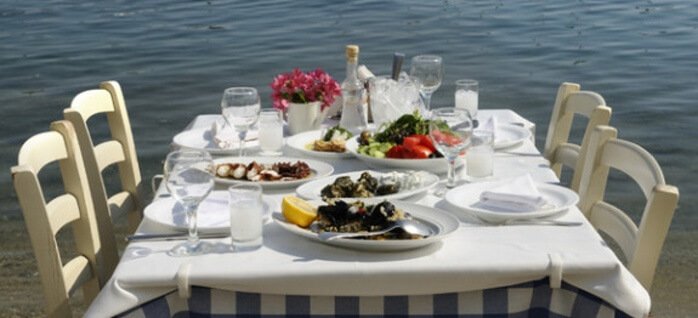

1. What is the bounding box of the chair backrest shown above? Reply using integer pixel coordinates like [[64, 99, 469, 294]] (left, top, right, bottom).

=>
[[543, 82, 612, 191], [577, 125, 679, 290], [11, 121, 102, 317], [64, 81, 144, 281]]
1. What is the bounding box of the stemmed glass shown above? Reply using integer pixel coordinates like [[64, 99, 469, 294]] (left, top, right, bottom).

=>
[[410, 55, 443, 110], [164, 150, 215, 257], [221, 87, 261, 157], [429, 108, 473, 195]]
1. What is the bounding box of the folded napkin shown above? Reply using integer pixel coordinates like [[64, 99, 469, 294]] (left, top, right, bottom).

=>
[[211, 121, 257, 149], [479, 116, 496, 141], [477, 174, 548, 212]]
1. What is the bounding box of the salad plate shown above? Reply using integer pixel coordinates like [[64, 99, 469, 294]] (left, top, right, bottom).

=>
[[143, 191, 272, 233], [346, 138, 462, 174], [213, 156, 334, 189], [173, 127, 259, 155], [295, 170, 440, 202], [286, 129, 353, 159], [444, 181, 579, 223], [494, 125, 531, 150], [272, 201, 459, 252]]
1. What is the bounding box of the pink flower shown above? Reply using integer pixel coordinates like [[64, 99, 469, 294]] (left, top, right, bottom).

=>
[[270, 68, 341, 112]]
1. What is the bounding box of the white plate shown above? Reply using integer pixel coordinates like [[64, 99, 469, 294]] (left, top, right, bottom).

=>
[[272, 201, 459, 251], [346, 138, 463, 174], [286, 129, 353, 159], [213, 156, 334, 189], [444, 181, 579, 223], [295, 170, 439, 203], [143, 191, 271, 233], [494, 125, 531, 150], [173, 127, 260, 155]]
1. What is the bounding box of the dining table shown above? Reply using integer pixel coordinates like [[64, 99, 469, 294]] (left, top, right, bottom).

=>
[[85, 109, 650, 318]]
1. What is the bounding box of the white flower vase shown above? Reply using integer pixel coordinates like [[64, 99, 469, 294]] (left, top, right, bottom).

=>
[[286, 101, 328, 135]]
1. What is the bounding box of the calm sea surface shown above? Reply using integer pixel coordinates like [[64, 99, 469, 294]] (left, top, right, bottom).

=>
[[1, 0, 697, 311]]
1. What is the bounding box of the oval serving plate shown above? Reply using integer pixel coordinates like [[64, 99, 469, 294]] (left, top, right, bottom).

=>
[[272, 201, 459, 252], [345, 138, 463, 174], [213, 156, 334, 189], [295, 170, 439, 203]]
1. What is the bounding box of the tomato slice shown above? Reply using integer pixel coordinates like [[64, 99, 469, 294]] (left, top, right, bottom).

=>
[[386, 145, 405, 158], [415, 134, 437, 152], [406, 144, 432, 159], [402, 136, 421, 148]]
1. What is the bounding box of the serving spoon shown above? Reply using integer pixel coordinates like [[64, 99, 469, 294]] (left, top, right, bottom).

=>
[[318, 219, 433, 241]]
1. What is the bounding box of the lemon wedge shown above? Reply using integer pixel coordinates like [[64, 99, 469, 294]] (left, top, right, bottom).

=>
[[281, 196, 317, 228]]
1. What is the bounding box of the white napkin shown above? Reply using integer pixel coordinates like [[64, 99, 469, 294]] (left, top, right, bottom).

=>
[[211, 121, 257, 149], [479, 115, 496, 141], [478, 174, 548, 212]]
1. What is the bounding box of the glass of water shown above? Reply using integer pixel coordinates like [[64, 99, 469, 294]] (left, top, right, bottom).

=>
[[466, 129, 494, 178], [221, 87, 261, 157], [164, 150, 214, 257], [228, 183, 264, 251], [258, 109, 284, 156], [410, 55, 443, 110], [455, 79, 479, 119]]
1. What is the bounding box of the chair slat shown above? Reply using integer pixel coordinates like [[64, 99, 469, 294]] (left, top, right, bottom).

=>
[[46, 194, 81, 235], [600, 139, 665, 198], [62, 256, 96, 296], [68, 90, 115, 120], [94, 140, 126, 171], [590, 201, 638, 260]]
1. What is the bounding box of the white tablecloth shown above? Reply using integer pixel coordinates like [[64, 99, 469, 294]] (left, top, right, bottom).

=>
[[86, 110, 650, 317]]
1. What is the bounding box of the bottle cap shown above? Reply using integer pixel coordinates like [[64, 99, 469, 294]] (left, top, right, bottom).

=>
[[346, 45, 359, 61]]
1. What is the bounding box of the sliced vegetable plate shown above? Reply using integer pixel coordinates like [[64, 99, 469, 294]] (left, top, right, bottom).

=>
[[346, 138, 462, 174]]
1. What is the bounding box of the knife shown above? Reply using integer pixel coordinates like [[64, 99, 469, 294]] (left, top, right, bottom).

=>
[[126, 232, 230, 242]]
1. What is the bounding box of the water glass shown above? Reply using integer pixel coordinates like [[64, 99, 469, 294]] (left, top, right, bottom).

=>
[[429, 108, 473, 192], [228, 184, 264, 251], [221, 87, 261, 157], [410, 55, 443, 110], [455, 79, 479, 118], [467, 130, 494, 178], [164, 150, 214, 257], [258, 109, 284, 156]]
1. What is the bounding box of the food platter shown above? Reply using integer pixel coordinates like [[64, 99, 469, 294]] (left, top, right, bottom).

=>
[[272, 201, 459, 251], [213, 156, 334, 189], [346, 138, 463, 174], [286, 129, 353, 159], [143, 191, 271, 233], [444, 181, 579, 223], [295, 170, 439, 203]]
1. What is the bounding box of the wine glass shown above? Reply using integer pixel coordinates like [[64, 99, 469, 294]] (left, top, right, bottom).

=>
[[410, 55, 443, 110], [221, 87, 261, 157], [429, 108, 473, 195], [164, 150, 215, 257]]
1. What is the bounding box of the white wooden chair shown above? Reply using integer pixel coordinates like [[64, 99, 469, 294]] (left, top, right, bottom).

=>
[[11, 121, 102, 317], [543, 82, 612, 191], [63, 81, 145, 283], [577, 125, 679, 291]]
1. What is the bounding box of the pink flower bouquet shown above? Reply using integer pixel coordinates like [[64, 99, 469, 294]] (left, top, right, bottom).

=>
[[270, 68, 341, 112]]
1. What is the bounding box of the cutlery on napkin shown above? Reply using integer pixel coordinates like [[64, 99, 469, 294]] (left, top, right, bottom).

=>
[[210, 121, 257, 149], [477, 174, 549, 212]]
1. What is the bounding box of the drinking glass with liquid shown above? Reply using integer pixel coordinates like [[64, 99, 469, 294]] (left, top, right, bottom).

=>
[[455, 79, 479, 119], [258, 109, 284, 156], [228, 184, 264, 251], [466, 129, 494, 178]]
